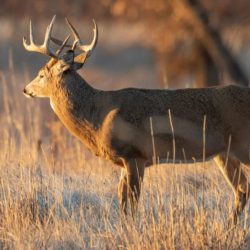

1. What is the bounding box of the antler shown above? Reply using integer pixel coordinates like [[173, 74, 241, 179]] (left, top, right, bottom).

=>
[[23, 16, 98, 65], [23, 15, 69, 59], [65, 18, 98, 58]]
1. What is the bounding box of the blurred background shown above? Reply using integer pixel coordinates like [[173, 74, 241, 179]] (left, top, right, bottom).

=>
[[1, 0, 250, 164], [1, 0, 250, 90]]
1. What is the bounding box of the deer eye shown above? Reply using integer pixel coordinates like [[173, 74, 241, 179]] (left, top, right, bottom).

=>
[[40, 74, 44, 78]]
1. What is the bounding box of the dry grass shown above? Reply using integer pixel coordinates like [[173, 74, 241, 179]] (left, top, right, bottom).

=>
[[0, 60, 250, 250]]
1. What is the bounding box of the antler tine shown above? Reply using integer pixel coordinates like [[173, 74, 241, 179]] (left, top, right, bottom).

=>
[[56, 35, 71, 56], [84, 19, 98, 57], [29, 20, 34, 44], [23, 15, 58, 58], [51, 36, 71, 47], [65, 18, 98, 57], [23, 20, 33, 50], [44, 15, 56, 54], [65, 18, 81, 50]]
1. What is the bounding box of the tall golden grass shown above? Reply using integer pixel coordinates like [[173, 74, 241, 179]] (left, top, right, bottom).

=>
[[0, 58, 249, 249]]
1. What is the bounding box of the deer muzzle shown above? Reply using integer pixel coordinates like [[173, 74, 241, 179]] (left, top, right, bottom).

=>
[[23, 88, 36, 98]]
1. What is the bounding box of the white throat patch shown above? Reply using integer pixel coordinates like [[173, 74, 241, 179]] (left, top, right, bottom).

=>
[[50, 100, 56, 112]]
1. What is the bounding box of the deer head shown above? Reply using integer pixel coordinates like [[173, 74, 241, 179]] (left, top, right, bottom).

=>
[[23, 15, 98, 98]]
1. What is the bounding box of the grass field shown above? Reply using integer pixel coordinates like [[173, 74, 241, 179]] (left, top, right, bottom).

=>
[[1, 15, 250, 248], [0, 59, 250, 249]]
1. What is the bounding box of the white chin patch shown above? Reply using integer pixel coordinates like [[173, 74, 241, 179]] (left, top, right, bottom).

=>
[[50, 100, 56, 111], [23, 92, 34, 98]]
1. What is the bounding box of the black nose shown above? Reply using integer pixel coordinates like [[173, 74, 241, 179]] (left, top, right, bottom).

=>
[[23, 88, 27, 94]]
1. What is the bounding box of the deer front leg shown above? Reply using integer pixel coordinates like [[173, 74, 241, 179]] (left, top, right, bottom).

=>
[[117, 158, 145, 217]]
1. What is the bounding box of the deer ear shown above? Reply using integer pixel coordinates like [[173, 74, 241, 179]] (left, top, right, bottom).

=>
[[71, 53, 88, 70], [56, 50, 74, 75], [59, 50, 88, 71]]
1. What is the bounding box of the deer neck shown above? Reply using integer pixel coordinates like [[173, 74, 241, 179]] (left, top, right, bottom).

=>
[[50, 74, 99, 151]]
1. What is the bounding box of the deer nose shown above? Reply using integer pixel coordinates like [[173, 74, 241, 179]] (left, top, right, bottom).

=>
[[23, 88, 27, 94]]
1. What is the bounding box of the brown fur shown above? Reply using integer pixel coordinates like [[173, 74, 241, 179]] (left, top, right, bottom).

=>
[[24, 50, 250, 221]]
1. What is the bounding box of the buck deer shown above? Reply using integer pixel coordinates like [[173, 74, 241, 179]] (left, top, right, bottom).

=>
[[23, 16, 250, 222]]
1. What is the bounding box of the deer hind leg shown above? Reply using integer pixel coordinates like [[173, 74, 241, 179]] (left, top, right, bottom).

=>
[[214, 153, 250, 223], [118, 158, 145, 217]]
